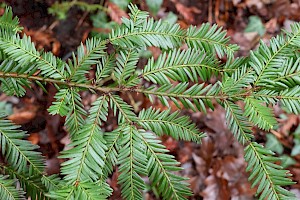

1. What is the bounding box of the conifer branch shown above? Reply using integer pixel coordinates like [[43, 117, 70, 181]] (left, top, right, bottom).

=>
[[0, 4, 298, 200], [140, 130, 192, 200], [1, 166, 48, 200], [0, 174, 25, 200]]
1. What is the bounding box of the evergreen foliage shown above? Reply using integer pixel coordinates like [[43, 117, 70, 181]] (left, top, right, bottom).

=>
[[0, 174, 25, 200], [0, 4, 299, 200]]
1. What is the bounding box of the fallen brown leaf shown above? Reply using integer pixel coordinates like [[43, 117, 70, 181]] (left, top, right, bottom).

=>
[[60, 134, 72, 151], [162, 136, 178, 152], [148, 46, 161, 60], [201, 175, 230, 200], [46, 157, 61, 175], [23, 28, 61, 55], [177, 142, 193, 163], [107, 2, 129, 25], [265, 18, 278, 33], [28, 132, 40, 145], [8, 110, 37, 125], [280, 114, 299, 136], [171, 0, 201, 24]]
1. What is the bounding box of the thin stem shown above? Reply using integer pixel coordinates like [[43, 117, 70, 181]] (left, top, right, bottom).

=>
[[97, 76, 113, 86], [68, 0, 108, 12], [0, 72, 255, 100], [0, 72, 121, 93]]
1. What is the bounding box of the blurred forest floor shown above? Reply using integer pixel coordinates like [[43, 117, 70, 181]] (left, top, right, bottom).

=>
[[2, 0, 300, 199]]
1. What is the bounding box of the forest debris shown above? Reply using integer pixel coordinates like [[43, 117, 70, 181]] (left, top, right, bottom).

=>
[[148, 46, 161, 60], [8, 103, 38, 124], [177, 142, 193, 163], [162, 136, 178, 152], [23, 27, 61, 55], [201, 155, 255, 199], [28, 132, 40, 145], [246, 0, 264, 9], [60, 134, 72, 151], [244, 32, 260, 46], [272, 0, 290, 17], [280, 114, 299, 136], [265, 18, 278, 33], [171, 0, 201, 24], [284, 19, 296, 32], [107, 2, 129, 24], [197, 137, 214, 170], [201, 175, 231, 200], [189, 176, 204, 196], [46, 157, 60, 175]]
